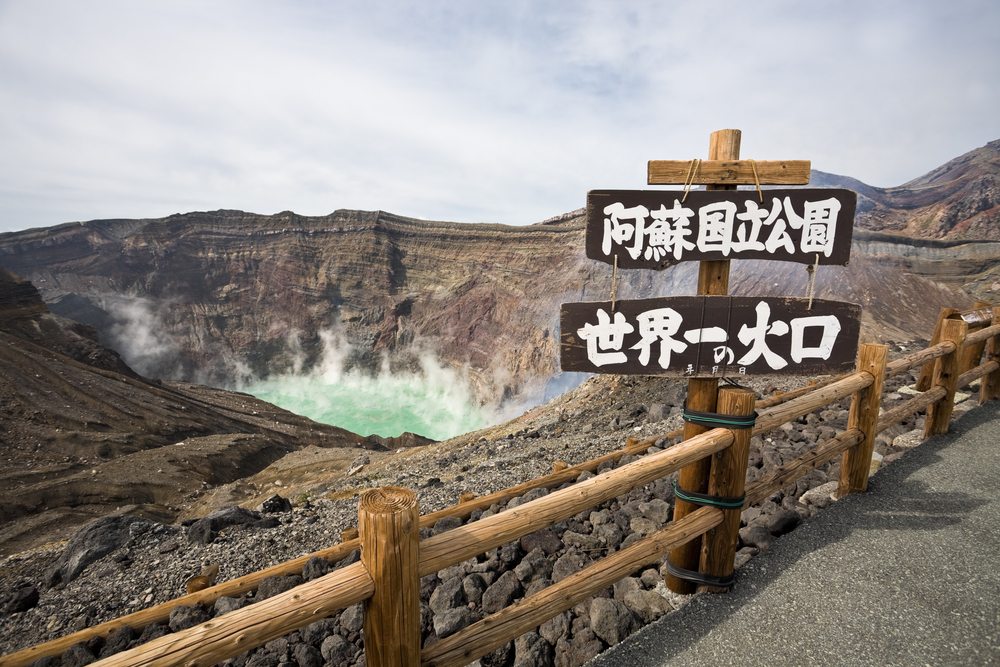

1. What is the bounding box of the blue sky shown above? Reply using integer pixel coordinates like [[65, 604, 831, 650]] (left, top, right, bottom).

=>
[[0, 0, 998, 233]]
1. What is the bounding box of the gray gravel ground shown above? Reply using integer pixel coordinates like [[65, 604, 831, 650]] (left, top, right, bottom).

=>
[[587, 398, 1000, 667]]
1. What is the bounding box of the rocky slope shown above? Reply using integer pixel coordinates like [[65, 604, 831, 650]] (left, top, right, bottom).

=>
[[2, 349, 981, 666], [811, 138, 1000, 240], [0, 269, 413, 556]]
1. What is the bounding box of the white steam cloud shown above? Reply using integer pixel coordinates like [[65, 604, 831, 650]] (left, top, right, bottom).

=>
[[105, 295, 180, 377]]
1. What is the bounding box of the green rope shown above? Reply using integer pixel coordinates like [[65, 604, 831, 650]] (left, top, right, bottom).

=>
[[673, 481, 746, 510]]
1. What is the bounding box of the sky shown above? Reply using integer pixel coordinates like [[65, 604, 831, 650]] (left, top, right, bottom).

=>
[[0, 0, 998, 234]]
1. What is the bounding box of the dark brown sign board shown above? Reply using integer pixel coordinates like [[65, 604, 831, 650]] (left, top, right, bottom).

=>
[[586, 189, 857, 270], [561, 296, 861, 377]]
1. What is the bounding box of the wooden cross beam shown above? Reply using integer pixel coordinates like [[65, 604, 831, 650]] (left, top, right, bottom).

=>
[[647, 159, 811, 186]]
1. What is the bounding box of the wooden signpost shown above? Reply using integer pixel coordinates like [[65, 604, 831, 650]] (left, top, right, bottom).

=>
[[560, 128, 863, 595]]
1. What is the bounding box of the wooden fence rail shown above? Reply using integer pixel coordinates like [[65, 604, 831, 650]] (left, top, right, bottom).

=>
[[5, 304, 1000, 667]]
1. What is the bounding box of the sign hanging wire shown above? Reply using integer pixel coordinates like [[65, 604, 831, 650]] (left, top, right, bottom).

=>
[[680, 159, 701, 203], [806, 253, 820, 310], [749, 159, 764, 202], [610, 254, 619, 313]]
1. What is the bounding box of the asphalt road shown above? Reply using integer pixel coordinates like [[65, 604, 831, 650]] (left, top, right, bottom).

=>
[[588, 400, 1000, 667]]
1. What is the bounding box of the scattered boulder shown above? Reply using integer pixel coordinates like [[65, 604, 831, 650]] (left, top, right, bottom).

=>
[[136, 622, 169, 644], [292, 644, 323, 667], [433, 607, 478, 638], [302, 556, 331, 581], [293, 644, 323, 667], [320, 634, 353, 665], [45, 515, 153, 587], [539, 611, 571, 645], [98, 625, 135, 659], [739, 524, 774, 551], [214, 596, 246, 616], [256, 575, 303, 601], [514, 632, 554, 667], [481, 640, 515, 667], [463, 573, 488, 605], [638, 499, 672, 525], [589, 597, 635, 646], [5, 585, 39, 613], [347, 455, 369, 476], [186, 506, 277, 545], [300, 618, 337, 647], [60, 642, 96, 667], [892, 428, 924, 449], [520, 527, 564, 555], [245, 653, 280, 667], [623, 589, 672, 624], [482, 571, 523, 614], [433, 515, 463, 535], [340, 603, 364, 634], [767, 509, 802, 536], [258, 494, 293, 514], [429, 576, 465, 614], [168, 605, 211, 632]]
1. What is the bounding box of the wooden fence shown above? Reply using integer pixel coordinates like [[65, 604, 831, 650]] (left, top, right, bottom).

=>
[[4, 305, 999, 667]]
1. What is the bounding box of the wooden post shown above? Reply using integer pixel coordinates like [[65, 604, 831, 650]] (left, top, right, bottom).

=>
[[923, 319, 969, 438], [359, 486, 420, 667], [666, 128, 740, 594], [838, 343, 889, 496], [916, 307, 959, 391], [698, 386, 756, 592], [960, 301, 991, 376], [979, 307, 1000, 404]]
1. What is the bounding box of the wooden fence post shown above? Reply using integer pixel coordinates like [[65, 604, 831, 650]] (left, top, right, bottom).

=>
[[979, 307, 1000, 405], [838, 343, 889, 496], [359, 487, 420, 667], [923, 319, 969, 438], [959, 301, 991, 376], [916, 307, 959, 391], [698, 386, 756, 592], [666, 127, 739, 595]]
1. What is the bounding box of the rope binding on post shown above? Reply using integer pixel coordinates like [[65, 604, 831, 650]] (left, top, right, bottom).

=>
[[664, 558, 736, 589], [672, 481, 746, 510], [682, 407, 758, 430]]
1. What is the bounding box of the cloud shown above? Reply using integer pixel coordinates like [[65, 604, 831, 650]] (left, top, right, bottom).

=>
[[0, 0, 998, 232]]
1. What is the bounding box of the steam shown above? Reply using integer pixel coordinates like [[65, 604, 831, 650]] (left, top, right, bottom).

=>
[[105, 295, 181, 377], [97, 295, 578, 441], [243, 327, 495, 441]]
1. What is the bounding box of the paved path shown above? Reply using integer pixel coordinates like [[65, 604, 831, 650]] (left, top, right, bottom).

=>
[[588, 401, 1000, 667]]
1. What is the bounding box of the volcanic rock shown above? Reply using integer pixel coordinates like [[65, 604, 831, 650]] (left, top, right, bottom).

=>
[[45, 515, 153, 587]]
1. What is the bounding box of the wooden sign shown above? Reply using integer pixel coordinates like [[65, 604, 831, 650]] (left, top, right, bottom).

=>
[[560, 296, 861, 377], [585, 189, 857, 270]]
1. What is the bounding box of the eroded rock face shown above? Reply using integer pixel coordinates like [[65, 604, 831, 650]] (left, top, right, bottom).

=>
[[0, 203, 982, 408]]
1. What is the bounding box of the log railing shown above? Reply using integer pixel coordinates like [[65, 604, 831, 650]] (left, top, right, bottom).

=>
[[4, 306, 999, 667]]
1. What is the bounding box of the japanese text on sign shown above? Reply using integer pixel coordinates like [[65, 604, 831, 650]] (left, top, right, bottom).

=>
[[560, 296, 861, 377], [585, 189, 857, 269]]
